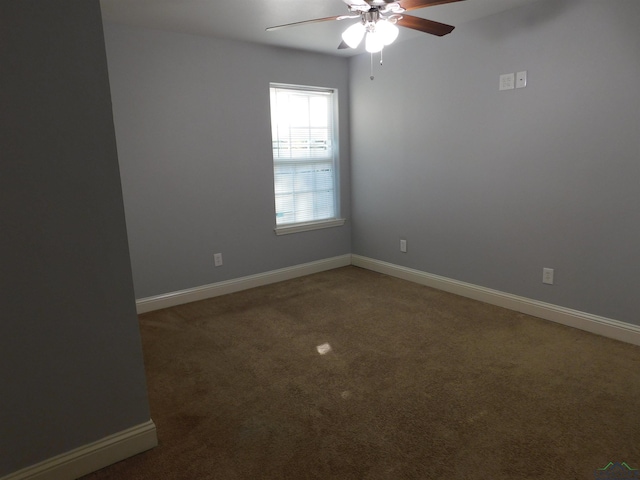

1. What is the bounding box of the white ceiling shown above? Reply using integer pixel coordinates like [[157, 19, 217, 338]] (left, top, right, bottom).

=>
[[100, 0, 541, 57]]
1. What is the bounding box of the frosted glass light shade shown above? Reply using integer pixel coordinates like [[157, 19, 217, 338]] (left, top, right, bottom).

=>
[[377, 20, 399, 46], [365, 31, 384, 53], [341, 22, 365, 48]]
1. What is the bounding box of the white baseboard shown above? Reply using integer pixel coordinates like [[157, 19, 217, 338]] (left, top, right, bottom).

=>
[[2, 420, 157, 480], [134, 252, 640, 347], [352, 255, 640, 347], [136, 254, 352, 314]]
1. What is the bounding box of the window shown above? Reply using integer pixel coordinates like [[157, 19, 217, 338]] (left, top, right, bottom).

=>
[[269, 84, 344, 235]]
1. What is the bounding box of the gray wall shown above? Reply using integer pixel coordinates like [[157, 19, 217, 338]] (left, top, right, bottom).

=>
[[350, 0, 639, 325], [0, 1, 151, 475], [103, 24, 352, 299]]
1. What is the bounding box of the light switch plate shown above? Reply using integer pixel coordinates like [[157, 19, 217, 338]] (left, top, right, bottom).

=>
[[516, 70, 527, 88], [499, 73, 515, 91]]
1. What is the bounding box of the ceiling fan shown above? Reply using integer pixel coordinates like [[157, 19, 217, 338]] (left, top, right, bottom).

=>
[[266, 0, 466, 53]]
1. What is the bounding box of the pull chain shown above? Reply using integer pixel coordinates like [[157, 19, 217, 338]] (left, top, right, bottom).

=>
[[369, 48, 385, 80], [370, 52, 374, 80]]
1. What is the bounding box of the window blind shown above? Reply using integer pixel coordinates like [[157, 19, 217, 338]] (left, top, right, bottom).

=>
[[270, 85, 337, 226]]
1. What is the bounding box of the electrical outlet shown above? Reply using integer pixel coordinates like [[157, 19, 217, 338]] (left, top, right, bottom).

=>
[[542, 267, 554, 285], [214, 253, 223, 267], [400, 239, 407, 253]]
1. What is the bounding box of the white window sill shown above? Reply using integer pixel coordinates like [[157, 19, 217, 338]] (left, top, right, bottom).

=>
[[274, 218, 346, 236]]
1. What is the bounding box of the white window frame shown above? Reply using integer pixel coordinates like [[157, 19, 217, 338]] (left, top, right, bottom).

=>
[[269, 83, 345, 236]]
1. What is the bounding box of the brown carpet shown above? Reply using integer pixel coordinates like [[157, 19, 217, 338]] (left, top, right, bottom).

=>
[[82, 266, 640, 479]]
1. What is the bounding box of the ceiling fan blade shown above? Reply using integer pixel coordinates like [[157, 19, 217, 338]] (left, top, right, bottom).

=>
[[266, 16, 342, 32], [399, 0, 465, 12], [396, 14, 455, 36]]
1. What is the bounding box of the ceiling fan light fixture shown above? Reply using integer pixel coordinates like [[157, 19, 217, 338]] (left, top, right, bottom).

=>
[[365, 30, 384, 53], [376, 19, 399, 46], [342, 22, 365, 48]]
